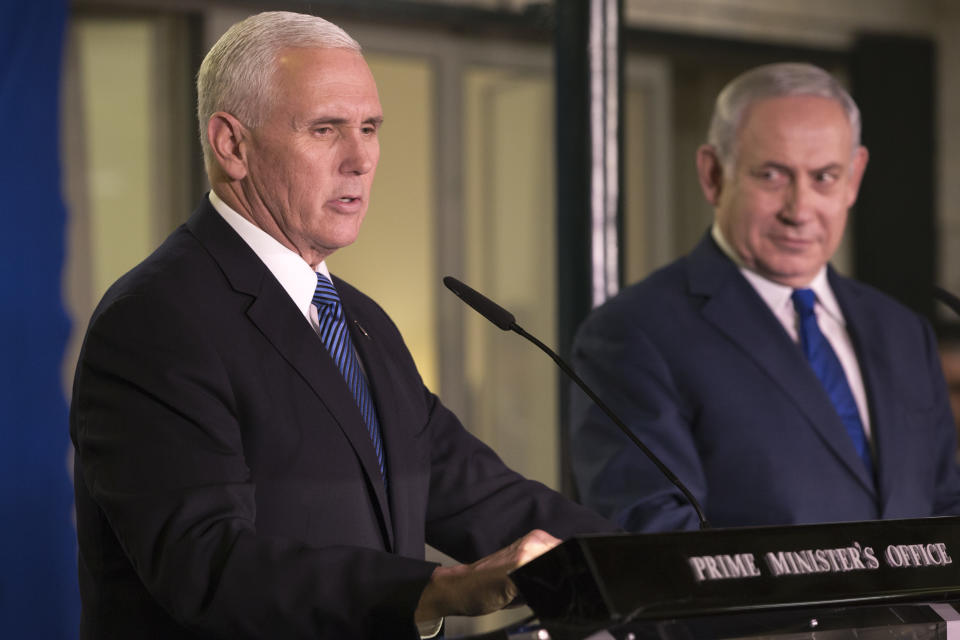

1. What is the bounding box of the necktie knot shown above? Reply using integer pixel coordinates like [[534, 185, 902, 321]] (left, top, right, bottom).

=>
[[313, 273, 343, 318], [791, 288, 817, 318]]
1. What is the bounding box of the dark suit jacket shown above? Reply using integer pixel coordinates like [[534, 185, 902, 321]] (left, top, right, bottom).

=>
[[570, 233, 960, 532], [71, 199, 613, 639]]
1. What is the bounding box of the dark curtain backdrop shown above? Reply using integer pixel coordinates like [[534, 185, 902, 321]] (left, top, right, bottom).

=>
[[0, 0, 79, 637]]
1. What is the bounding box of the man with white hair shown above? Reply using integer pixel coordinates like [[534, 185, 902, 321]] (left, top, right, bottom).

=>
[[71, 11, 613, 639], [569, 62, 960, 532]]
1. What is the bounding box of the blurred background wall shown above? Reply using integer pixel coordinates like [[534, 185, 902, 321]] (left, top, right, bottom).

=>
[[5, 0, 960, 636]]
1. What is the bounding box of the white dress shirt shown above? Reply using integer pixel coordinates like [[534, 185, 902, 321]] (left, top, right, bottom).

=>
[[209, 191, 329, 333], [711, 224, 872, 440]]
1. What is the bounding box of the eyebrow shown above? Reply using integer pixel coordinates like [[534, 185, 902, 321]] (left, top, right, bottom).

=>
[[303, 115, 384, 128], [754, 161, 844, 174], [754, 161, 793, 174], [810, 163, 844, 173]]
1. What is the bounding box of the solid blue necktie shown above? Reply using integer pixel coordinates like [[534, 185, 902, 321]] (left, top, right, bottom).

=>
[[313, 273, 387, 488], [792, 288, 873, 477]]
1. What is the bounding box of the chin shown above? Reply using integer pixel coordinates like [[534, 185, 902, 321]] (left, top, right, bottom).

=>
[[328, 234, 362, 252], [757, 261, 811, 285]]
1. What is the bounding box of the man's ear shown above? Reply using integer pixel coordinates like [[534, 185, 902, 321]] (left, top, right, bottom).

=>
[[695, 144, 725, 206], [207, 112, 250, 181], [845, 145, 870, 208]]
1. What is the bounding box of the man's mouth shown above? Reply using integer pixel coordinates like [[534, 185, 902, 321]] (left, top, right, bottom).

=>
[[328, 195, 365, 213]]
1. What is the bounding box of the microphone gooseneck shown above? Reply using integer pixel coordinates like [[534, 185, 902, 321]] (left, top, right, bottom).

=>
[[443, 276, 710, 530], [934, 286, 960, 317]]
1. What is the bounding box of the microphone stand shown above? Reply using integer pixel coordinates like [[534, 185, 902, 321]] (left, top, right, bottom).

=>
[[444, 276, 710, 530]]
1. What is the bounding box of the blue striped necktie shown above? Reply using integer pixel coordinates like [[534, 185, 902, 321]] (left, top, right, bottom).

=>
[[792, 288, 873, 477], [313, 273, 387, 488]]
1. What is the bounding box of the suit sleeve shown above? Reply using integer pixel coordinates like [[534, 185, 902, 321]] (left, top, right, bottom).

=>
[[72, 293, 433, 639], [350, 295, 617, 561], [568, 307, 706, 532], [419, 391, 616, 561], [920, 320, 960, 516]]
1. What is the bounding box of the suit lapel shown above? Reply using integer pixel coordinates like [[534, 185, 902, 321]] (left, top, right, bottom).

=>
[[338, 284, 418, 553], [334, 278, 429, 554], [830, 273, 898, 512], [687, 236, 876, 495], [186, 200, 396, 550]]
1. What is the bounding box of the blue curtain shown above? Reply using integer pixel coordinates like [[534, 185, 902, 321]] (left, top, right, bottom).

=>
[[0, 0, 80, 637]]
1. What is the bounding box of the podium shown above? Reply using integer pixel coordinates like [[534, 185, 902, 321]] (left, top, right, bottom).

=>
[[508, 516, 960, 639]]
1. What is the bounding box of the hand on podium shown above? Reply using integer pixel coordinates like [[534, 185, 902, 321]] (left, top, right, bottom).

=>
[[414, 529, 560, 623]]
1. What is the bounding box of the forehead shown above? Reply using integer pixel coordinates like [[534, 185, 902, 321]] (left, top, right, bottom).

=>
[[737, 95, 852, 163], [271, 46, 381, 110]]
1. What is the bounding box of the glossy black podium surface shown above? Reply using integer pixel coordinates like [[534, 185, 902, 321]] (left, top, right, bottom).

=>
[[507, 517, 960, 639]]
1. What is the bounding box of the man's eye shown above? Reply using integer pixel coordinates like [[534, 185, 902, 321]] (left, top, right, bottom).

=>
[[313, 126, 334, 136], [755, 168, 783, 181], [815, 171, 839, 184]]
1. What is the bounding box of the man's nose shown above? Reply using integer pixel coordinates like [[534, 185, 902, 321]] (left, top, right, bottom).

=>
[[339, 130, 376, 175], [780, 180, 815, 225]]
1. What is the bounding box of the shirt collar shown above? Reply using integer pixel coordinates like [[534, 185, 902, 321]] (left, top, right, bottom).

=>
[[208, 190, 329, 321], [711, 222, 843, 325]]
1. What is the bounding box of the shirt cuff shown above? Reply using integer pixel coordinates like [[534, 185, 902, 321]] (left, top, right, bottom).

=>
[[417, 617, 443, 638]]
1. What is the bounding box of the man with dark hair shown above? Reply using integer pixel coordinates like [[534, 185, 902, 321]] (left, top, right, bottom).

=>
[[570, 62, 960, 532]]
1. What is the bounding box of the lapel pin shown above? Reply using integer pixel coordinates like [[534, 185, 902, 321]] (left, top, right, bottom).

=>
[[354, 320, 370, 339]]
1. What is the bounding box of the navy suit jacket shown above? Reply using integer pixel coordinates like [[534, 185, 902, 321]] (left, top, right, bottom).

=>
[[570, 233, 960, 532], [71, 199, 613, 639]]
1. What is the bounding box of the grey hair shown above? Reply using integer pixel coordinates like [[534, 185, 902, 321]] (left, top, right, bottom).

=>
[[196, 11, 361, 170], [707, 62, 861, 171]]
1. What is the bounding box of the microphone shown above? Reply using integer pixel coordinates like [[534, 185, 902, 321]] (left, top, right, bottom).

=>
[[934, 286, 960, 317], [443, 276, 710, 530]]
